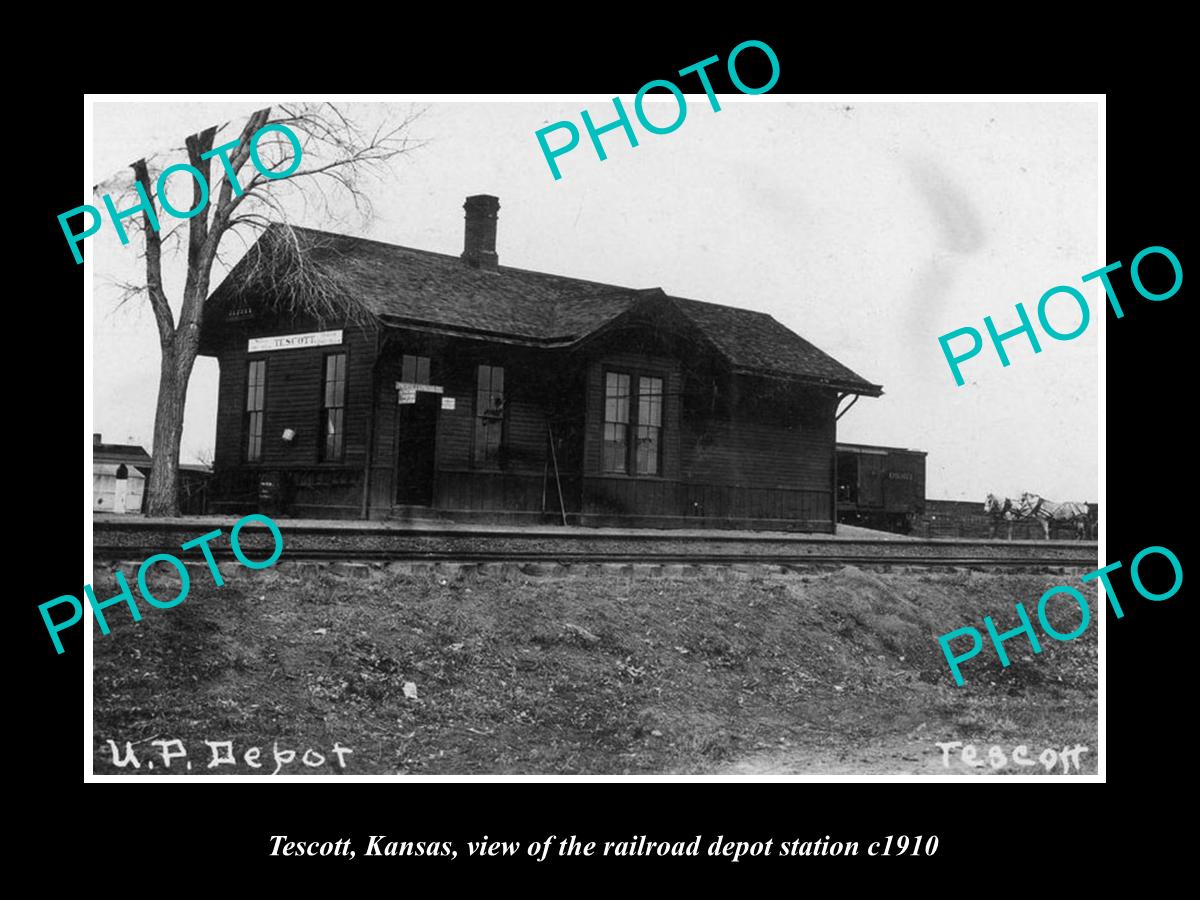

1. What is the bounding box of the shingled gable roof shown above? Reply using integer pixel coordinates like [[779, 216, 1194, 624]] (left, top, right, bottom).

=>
[[208, 225, 882, 396]]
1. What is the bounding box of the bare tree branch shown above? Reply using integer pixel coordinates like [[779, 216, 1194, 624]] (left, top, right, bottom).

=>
[[115, 103, 426, 516], [132, 158, 175, 348], [221, 223, 373, 328], [207, 108, 272, 248], [106, 278, 148, 314]]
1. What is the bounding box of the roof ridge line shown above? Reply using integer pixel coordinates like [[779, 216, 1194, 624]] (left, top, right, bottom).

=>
[[287, 223, 638, 293]]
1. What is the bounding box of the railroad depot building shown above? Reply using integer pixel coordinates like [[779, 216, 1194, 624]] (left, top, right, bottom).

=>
[[199, 195, 882, 531]]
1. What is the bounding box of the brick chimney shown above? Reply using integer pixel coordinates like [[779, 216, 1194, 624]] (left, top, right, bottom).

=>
[[461, 194, 500, 269]]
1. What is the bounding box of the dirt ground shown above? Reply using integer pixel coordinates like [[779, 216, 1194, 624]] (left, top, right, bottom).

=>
[[91, 563, 1097, 776]]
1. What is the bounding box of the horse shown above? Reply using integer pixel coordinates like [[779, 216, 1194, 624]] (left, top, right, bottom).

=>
[[984, 493, 1019, 540], [1016, 492, 1091, 541]]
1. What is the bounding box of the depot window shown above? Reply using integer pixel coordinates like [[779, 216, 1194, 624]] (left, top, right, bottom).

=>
[[245, 358, 266, 463], [474, 364, 505, 467], [603, 370, 663, 476], [320, 352, 347, 461], [401, 354, 431, 385]]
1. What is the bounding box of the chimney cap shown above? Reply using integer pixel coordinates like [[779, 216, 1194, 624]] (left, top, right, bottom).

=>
[[464, 194, 500, 209]]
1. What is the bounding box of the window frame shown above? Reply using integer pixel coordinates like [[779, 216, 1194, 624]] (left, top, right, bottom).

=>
[[400, 353, 432, 386], [319, 350, 348, 463], [244, 356, 267, 464], [472, 362, 507, 469], [602, 370, 631, 475], [634, 373, 664, 477], [602, 367, 665, 478]]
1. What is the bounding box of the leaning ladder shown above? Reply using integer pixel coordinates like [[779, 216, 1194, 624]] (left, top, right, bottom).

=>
[[545, 422, 568, 526]]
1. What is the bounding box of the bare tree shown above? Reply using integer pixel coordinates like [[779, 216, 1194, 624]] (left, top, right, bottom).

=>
[[110, 104, 423, 516]]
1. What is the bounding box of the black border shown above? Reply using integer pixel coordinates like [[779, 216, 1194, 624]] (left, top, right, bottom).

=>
[[21, 26, 1190, 883]]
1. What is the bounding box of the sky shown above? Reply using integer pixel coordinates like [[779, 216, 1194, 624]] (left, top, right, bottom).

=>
[[91, 99, 1099, 501]]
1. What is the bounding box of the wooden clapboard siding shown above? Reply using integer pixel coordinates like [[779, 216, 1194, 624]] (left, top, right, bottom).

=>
[[679, 418, 834, 487], [436, 470, 548, 512], [212, 315, 374, 468], [575, 339, 835, 525], [680, 376, 837, 493], [364, 337, 578, 515], [366, 346, 401, 516], [212, 329, 244, 473], [579, 476, 829, 526], [209, 314, 375, 518], [206, 308, 841, 528]]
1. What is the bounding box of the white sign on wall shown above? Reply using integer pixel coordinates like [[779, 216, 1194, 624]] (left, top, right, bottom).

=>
[[397, 381, 443, 405], [395, 381, 444, 395], [441, 397, 456, 411], [247, 329, 343, 353]]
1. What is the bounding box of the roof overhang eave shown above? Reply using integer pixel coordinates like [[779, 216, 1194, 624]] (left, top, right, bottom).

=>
[[729, 366, 884, 397]]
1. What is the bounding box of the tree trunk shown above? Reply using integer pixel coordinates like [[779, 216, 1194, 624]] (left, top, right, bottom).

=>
[[144, 332, 201, 517], [145, 345, 183, 516]]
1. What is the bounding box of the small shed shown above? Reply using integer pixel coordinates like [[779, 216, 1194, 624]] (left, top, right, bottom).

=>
[[93, 434, 151, 514]]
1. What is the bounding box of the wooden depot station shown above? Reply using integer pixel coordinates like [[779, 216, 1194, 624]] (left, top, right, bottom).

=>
[[199, 196, 883, 532]]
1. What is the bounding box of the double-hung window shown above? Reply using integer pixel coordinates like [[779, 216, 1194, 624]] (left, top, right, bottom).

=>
[[474, 364, 505, 466], [401, 353, 431, 385], [320, 352, 347, 461], [635, 376, 663, 475], [602, 372, 630, 473], [603, 370, 663, 476], [245, 359, 266, 462]]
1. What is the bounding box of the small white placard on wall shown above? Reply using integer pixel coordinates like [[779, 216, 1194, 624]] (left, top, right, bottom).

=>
[[441, 397, 456, 411], [398, 387, 417, 405]]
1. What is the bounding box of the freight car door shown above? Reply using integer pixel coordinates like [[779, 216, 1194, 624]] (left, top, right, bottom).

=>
[[859, 453, 884, 507]]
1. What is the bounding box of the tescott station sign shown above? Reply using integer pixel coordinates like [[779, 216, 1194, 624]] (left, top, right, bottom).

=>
[[247, 330, 344, 353]]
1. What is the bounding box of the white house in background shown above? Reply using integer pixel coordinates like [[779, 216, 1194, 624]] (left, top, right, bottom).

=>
[[93, 433, 150, 514]]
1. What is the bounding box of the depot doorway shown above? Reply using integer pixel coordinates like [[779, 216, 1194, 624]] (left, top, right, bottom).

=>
[[395, 391, 438, 506]]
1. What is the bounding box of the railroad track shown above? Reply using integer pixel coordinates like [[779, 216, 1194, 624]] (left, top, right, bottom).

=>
[[93, 539, 1097, 571], [93, 517, 1098, 571], [92, 547, 1096, 571], [288, 552, 1094, 569]]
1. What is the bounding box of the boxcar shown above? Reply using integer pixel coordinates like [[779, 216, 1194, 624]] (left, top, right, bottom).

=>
[[835, 443, 927, 533]]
